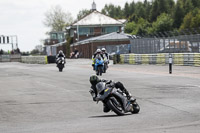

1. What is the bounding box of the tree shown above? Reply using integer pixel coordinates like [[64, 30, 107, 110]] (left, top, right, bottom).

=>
[[125, 18, 151, 35], [135, 18, 151, 35], [135, 2, 146, 19], [124, 2, 130, 18], [129, 1, 135, 15], [173, 0, 185, 28], [150, 0, 159, 22], [66, 37, 73, 58], [101, 4, 123, 19], [77, 9, 91, 20], [191, 9, 200, 28], [44, 5, 73, 31], [180, 8, 200, 30], [191, 0, 200, 8], [179, 12, 193, 30], [184, 0, 194, 14], [151, 13, 174, 33], [124, 22, 137, 34]]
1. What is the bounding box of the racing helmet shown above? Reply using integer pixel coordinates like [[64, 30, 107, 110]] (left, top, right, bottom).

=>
[[58, 50, 63, 54], [96, 49, 101, 54], [101, 48, 106, 51], [89, 75, 100, 86]]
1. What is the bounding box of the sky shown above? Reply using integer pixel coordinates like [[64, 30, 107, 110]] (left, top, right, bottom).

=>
[[0, 0, 142, 52]]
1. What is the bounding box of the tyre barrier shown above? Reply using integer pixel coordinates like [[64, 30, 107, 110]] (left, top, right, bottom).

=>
[[115, 53, 200, 67]]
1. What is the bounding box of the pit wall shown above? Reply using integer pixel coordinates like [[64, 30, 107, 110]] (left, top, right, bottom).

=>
[[21, 56, 48, 64], [113, 53, 200, 67]]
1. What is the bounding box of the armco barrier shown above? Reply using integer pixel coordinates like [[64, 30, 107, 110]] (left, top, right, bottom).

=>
[[129, 54, 135, 64], [115, 53, 200, 67], [194, 53, 200, 66], [21, 56, 48, 64]]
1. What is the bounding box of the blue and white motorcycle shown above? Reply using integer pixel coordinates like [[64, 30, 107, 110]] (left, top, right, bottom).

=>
[[95, 57, 104, 76]]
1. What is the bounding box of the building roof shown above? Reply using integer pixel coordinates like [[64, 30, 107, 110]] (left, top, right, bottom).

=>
[[72, 10, 124, 27], [72, 32, 130, 46]]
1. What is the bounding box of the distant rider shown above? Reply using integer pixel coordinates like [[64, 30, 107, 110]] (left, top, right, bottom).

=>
[[92, 49, 104, 70], [89, 75, 132, 112], [101, 48, 109, 63], [56, 50, 66, 64]]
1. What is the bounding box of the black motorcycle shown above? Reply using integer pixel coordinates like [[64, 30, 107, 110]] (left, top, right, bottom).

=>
[[56, 57, 65, 72], [103, 59, 108, 73], [91, 82, 140, 116]]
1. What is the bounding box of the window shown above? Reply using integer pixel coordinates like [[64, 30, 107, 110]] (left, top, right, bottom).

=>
[[102, 26, 120, 34], [78, 27, 94, 35], [50, 33, 57, 39], [57, 33, 64, 40]]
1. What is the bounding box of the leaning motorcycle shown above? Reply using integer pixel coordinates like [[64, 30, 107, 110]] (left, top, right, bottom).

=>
[[90, 82, 140, 116], [56, 57, 65, 72], [95, 57, 104, 76]]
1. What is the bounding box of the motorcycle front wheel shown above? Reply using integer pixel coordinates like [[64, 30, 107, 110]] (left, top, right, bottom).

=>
[[131, 101, 140, 114], [106, 97, 124, 116], [97, 66, 102, 76]]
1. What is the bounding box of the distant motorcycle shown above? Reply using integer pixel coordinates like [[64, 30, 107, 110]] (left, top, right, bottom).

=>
[[56, 57, 65, 72], [95, 57, 104, 76], [90, 82, 140, 116], [103, 59, 109, 73]]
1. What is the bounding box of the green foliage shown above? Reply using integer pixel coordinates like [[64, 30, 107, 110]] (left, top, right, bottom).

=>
[[66, 37, 73, 58], [125, 18, 151, 35], [124, 22, 137, 34], [173, 1, 185, 28], [90, 0, 200, 36], [101, 4, 123, 19], [151, 13, 174, 33], [180, 8, 200, 30]]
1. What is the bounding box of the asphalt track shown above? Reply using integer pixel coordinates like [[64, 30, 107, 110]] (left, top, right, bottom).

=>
[[0, 59, 200, 133]]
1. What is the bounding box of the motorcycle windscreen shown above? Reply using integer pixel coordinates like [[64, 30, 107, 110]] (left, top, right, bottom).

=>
[[96, 82, 106, 94]]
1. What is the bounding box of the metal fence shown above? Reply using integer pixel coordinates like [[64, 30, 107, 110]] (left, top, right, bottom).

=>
[[130, 33, 200, 54], [97, 44, 131, 55]]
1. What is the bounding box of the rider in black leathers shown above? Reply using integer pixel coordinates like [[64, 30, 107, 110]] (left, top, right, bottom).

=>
[[56, 50, 66, 65], [89, 75, 132, 112]]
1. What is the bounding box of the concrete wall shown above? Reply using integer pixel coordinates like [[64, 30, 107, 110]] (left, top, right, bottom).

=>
[[0, 54, 21, 62], [115, 53, 200, 67], [21, 56, 48, 64]]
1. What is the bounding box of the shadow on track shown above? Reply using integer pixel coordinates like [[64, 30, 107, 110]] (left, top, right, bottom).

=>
[[89, 114, 132, 118]]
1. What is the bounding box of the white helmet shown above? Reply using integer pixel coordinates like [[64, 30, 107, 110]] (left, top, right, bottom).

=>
[[101, 48, 106, 51], [96, 49, 101, 53], [58, 50, 63, 54]]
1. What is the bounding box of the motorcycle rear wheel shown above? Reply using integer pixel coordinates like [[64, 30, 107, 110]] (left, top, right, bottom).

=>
[[59, 68, 63, 72]]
